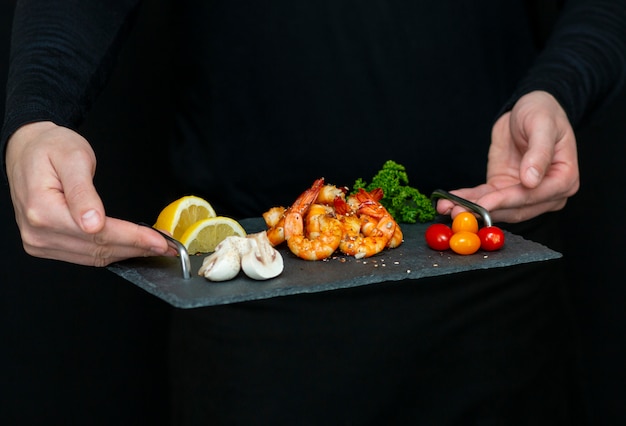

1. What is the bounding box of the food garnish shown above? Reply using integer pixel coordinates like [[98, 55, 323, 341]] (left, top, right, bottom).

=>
[[352, 160, 435, 224], [198, 232, 284, 281], [180, 216, 247, 254], [154, 195, 216, 240], [449, 230, 481, 255], [425, 218, 505, 255], [154, 195, 247, 255], [477, 226, 505, 251], [424, 223, 453, 251], [451, 211, 479, 234]]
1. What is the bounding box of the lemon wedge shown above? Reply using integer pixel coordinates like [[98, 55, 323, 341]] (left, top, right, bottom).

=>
[[180, 216, 247, 254], [154, 195, 216, 240]]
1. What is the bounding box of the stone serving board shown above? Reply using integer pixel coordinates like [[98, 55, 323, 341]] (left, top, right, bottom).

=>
[[108, 218, 561, 309]]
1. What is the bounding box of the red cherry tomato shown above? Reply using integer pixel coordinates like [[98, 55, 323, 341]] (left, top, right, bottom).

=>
[[477, 226, 505, 251], [449, 231, 481, 255], [451, 211, 479, 234], [425, 223, 454, 251]]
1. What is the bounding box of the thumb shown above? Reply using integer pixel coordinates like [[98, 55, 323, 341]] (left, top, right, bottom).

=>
[[519, 118, 556, 189], [56, 150, 106, 234], [510, 91, 566, 190]]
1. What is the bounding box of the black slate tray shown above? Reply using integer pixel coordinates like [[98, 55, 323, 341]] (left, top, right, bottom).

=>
[[108, 218, 561, 309]]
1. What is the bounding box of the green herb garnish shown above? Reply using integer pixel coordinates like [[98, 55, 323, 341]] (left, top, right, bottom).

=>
[[353, 160, 435, 223]]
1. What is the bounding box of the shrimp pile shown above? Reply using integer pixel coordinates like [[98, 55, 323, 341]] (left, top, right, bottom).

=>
[[262, 178, 403, 260]]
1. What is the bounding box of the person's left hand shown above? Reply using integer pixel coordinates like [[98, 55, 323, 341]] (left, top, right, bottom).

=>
[[437, 90, 580, 223]]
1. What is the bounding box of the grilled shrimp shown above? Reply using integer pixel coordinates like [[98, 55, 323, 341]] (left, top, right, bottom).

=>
[[264, 179, 402, 260], [263, 206, 285, 228], [283, 178, 325, 240], [338, 214, 389, 259], [306, 203, 335, 240], [263, 206, 287, 246], [316, 184, 347, 205], [354, 189, 399, 246], [359, 214, 396, 241], [287, 214, 343, 261], [387, 225, 404, 248]]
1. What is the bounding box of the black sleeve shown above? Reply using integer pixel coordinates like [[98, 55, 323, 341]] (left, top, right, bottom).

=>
[[1, 0, 141, 174], [506, 0, 626, 127]]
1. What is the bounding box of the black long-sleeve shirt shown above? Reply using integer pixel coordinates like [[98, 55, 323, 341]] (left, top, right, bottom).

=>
[[3, 2, 626, 424], [2, 0, 626, 217]]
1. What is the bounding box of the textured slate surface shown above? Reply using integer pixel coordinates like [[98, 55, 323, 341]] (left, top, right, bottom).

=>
[[108, 218, 561, 309]]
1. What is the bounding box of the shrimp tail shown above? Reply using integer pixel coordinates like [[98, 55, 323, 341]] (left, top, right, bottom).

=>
[[333, 195, 353, 216], [368, 187, 384, 202], [284, 178, 325, 240]]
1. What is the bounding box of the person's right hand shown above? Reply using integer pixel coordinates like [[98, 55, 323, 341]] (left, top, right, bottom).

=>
[[5, 121, 173, 266]]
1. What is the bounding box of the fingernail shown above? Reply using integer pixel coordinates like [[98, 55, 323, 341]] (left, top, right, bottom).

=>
[[150, 246, 168, 255], [81, 209, 100, 231], [526, 167, 541, 186]]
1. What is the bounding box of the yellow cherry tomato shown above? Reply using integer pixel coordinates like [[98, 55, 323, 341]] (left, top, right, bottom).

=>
[[451, 212, 479, 234], [449, 231, 481, 255]]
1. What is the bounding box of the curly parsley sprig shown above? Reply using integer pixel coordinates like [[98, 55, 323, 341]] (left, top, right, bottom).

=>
[[353, 160, 435, 224]]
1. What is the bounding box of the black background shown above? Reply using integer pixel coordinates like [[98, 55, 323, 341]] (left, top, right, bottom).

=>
[[1, 1, 625, 424]]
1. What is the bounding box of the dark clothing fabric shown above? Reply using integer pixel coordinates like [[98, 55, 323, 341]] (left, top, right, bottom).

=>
[[2, 0, 626, 213], [168, 0, 536, 215], [2, 0, 626, 424], [170, 251, 580, 425]]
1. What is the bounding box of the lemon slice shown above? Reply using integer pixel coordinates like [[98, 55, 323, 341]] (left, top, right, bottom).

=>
[[154, 195, 216, 240], [180, 216, 247, 254]]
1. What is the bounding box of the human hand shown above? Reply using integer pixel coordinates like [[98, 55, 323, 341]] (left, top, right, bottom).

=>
[[5, 121, 173, 266], [436, 90, 580, 223]]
